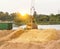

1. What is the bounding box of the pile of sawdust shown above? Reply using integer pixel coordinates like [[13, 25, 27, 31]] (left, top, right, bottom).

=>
[[0, 42, 45, 49], [45, 40, 60, 49], [0, 30, 14, 38], [0, 29, 24, 46], [10, 29, 57, 43], [0, 29, 59, 49], [0, 40, 60, 49], [0, 30, 14, 46]]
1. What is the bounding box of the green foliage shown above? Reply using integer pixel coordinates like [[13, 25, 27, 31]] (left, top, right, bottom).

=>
[[35, 14, 60, 25], [0, 11, 60, 26]]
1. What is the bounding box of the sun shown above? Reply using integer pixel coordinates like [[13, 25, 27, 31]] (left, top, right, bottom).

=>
[[17, 12, 30, 21], [20, 11, 27, 16]]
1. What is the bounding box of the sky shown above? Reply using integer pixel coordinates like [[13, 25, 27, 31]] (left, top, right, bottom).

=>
[[0, 0, 60, 14]]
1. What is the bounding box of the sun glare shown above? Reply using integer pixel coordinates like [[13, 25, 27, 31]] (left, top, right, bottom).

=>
[[17, 12, 30, 21], [20, 12, 27, 16]]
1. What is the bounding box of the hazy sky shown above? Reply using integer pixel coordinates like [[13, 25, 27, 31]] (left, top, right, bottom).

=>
[[0, 0, 60, 14]]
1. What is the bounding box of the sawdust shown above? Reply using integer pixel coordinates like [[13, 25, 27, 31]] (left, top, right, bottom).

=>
[[0, 29, 60, 49], [0, 30, 14, 38], [9, 29, 57, 43]]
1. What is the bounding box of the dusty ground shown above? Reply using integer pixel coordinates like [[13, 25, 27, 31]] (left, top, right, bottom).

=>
[[0, 30, 15, 46], [0, 30, 15, 38], [0, 29, 60, 49], [56, 30, 60, 39]]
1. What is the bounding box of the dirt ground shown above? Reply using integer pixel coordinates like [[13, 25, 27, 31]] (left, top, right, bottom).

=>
[[0, 29, 60, 49], [0, 30, 15, 38]]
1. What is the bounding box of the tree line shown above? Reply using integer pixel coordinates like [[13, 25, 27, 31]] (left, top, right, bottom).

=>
[[34, 13, 60, 24], [0, 11, 60, 26]]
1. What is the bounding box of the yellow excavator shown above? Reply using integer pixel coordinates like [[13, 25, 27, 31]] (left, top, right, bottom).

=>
[[26, 0, 38, 29], [26, 15, 38, 29]]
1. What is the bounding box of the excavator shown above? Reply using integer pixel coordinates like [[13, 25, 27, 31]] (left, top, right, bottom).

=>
[[26, 14, 38, 29], [25, 0, 38, 29]]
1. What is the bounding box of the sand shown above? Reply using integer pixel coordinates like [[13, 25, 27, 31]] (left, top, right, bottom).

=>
[[9, 29, 57, 43], [0, 29, 60, 49], [0, 30, 14, 38]]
